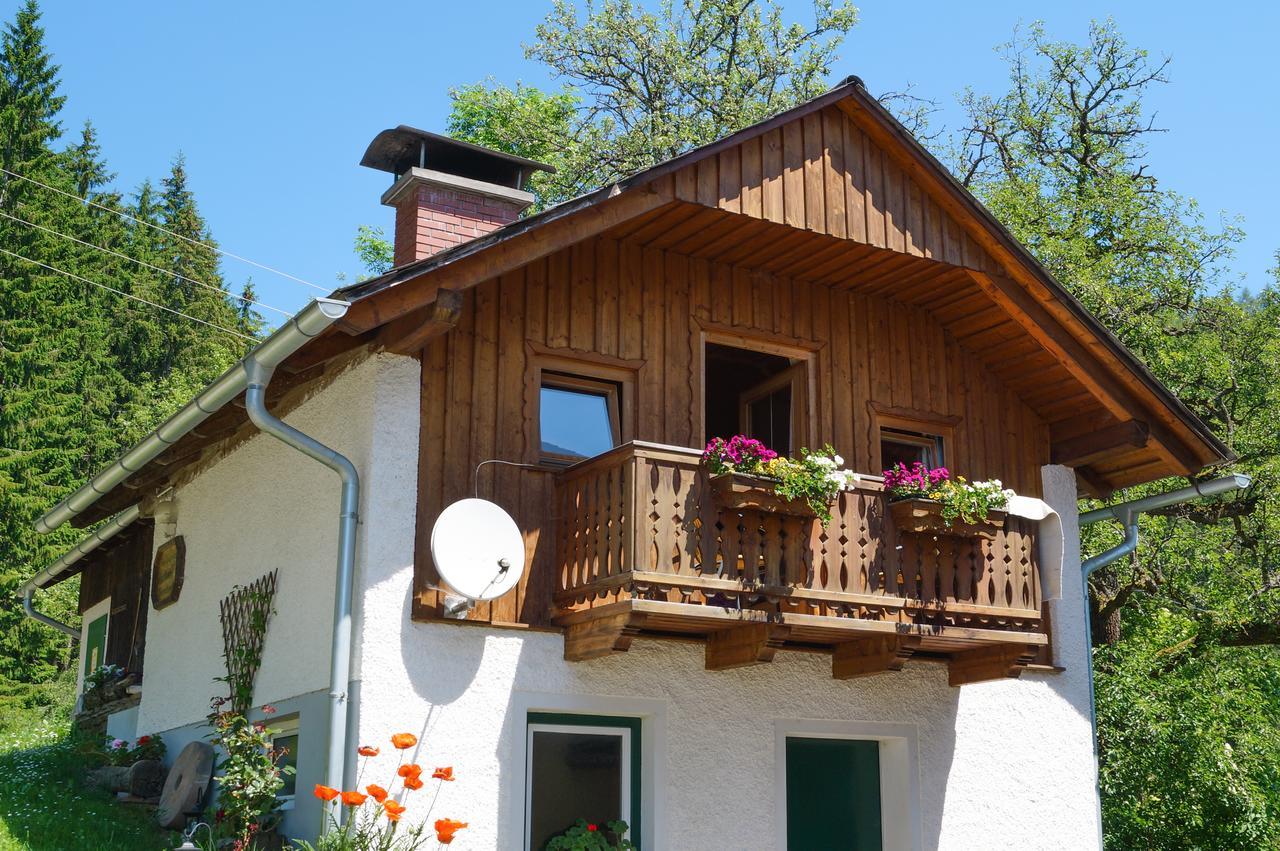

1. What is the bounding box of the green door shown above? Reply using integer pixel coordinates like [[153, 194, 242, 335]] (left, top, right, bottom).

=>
[[785, 737, 882, 850], [82, 612, 108, 684]]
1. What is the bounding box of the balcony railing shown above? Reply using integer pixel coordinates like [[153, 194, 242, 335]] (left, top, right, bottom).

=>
[[552, 442, 1048, 684]]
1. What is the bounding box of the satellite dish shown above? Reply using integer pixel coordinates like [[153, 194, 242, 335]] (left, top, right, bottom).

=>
[[430, 499, 526, 610]]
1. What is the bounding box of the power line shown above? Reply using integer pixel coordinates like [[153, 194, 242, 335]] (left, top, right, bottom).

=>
[[0, 246, 256, 342], [0, 208, 293, 319], [0, 166, 331, 294]]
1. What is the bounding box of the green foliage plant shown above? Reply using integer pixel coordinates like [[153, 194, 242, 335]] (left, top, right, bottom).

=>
[[546, 818, 636, 850], [206, 700, 293, 848], [703, 436, 857, 522]]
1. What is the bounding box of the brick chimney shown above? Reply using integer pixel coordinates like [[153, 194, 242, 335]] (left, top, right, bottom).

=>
[[360, 126, 554, 267]]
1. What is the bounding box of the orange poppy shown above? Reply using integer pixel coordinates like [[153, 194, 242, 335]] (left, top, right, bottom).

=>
[[357, 745, 379, 757], [383, 800, 407, 822], [366, 784, 388, 803], [397, 763, 423, 779], [403, 775, 424, 790], [435, 819, 468, 844], [340, 790, 368, 807], [313, 785, 340, 802], [432, 766, 454, 781], [390, 733, 417, 750]]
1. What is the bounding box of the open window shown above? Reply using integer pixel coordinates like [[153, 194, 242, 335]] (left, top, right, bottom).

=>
[[704, 340, 810, 456], [871, 404, 958, 475], [525, 713, 641, 850]]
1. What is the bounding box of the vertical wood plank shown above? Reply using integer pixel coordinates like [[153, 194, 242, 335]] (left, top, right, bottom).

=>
[[823, 107, 848, 240], [595, 238, 620, 359], [783, 117, 805, 228], [569, 241, 595, 351], [718, 145, 742, 213], [802, 111, 826, 234], [741, 136, 763, 219], [762, 128, 784, 223]]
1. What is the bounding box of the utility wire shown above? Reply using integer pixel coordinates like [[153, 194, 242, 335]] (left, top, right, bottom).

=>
[[0, 246, 256, 342], [0, 208, 293, 319], [0, 166, 331, 294]]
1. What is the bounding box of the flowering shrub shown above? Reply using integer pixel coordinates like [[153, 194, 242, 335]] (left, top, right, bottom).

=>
[[293, 731, 467, 850], [882, 462, 1014, 526], [83, 664, 126, 694], [704, 437, 861, 522], [546, 819, 636, 850], [702, 435, 777, 473], [103, 732, 166, 766], [206, 699, 293, 849]]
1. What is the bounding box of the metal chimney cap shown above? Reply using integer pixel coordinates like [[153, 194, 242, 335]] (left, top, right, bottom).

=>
[[359, 125, 555, 190]]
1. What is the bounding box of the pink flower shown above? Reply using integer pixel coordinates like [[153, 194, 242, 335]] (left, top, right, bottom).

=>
[[262, 704, 277, 715]]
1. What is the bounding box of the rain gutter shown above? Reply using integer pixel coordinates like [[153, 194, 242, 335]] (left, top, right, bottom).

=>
[[19, 504, 142, 637]]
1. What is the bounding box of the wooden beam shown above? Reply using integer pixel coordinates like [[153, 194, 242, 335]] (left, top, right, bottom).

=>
[[376, 288, 464, 355], [563, 612, 641, 661], [1051, 420, 1150, 467], [966, 270, 1200, 475], [705, 623, 790, 670], [338, 184, 677, 334], [1075, 465, 1113, 500], [832, 635, 921, 680], [947, 643, 1038, 687]]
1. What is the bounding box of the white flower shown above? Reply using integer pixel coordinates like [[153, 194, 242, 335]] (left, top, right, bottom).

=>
[[833, 454, 845, 466], [812, 455, 837, 469]]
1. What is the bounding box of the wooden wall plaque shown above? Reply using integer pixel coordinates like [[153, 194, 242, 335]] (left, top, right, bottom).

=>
[[151, 536, 186, 610]]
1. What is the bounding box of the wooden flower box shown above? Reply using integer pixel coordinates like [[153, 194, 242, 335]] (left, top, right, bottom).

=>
[[889, 498, 1006, 540], [708, 472, 821, 517]]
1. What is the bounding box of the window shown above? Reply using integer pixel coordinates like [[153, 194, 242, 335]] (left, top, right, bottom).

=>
[[525, 713, 641, 850], [271, 716, 300, 806], [879, 427, 944, 472], [539, 373, 622, 464], [703, 337, 812, 457], [785, 737, 882, 850]]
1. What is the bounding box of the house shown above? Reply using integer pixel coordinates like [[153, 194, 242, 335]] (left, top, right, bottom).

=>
[[20, 77, 1231, 849]]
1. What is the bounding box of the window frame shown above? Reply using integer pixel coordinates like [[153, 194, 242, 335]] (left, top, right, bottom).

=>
[[526, 344, 639, 468], [270, 714, 301, 810], [524, 712, 643, 850], [697, 321, 821, 451], [869, 403, 960, 476], [774, 718, 923, 851], [538, 373, 623, 466], [77, 596, 112, 697]]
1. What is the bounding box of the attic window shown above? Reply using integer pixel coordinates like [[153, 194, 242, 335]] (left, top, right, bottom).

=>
[[539, 373, 621, 464]]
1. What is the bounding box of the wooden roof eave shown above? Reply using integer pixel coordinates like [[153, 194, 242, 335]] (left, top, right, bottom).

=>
[[332, 77, 1227, 481]]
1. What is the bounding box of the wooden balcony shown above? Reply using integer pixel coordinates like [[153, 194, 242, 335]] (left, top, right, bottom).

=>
[[553, 442, 1048, 685]]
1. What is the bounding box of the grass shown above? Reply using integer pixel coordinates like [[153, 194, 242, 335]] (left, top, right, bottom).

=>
[[0, 674, 175, 850]]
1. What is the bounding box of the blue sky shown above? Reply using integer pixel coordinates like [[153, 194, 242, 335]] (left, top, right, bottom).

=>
[[27, 1, 1280, 323]]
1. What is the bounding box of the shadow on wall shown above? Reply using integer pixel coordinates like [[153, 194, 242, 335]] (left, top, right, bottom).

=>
[[492, 634, 961, 851]]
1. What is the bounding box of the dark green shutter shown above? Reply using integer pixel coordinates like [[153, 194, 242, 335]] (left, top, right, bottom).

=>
[[83, 613, 108, 682], [785, 737, 882, 850]]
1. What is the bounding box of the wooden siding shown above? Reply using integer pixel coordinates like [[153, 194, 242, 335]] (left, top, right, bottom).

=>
[[76, 521, 155, 675], [414, 236, 1049, 628]]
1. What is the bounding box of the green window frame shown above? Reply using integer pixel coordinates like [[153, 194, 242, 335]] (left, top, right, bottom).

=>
[[525, 712, 642, 850]]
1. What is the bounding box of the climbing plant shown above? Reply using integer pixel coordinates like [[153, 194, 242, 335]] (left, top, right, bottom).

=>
[[217, 570, 278, 715]]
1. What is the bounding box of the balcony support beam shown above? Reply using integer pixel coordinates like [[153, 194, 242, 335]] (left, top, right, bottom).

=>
[[705, 623, 791, 670], [831, 635, 922, 680], [563, 612, 641, 661], [947, 643, 1039, 687]]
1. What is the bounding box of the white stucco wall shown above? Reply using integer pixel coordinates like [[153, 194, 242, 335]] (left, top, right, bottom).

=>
[[354, 435, 1102, 849], [137, 354, 413, 736]]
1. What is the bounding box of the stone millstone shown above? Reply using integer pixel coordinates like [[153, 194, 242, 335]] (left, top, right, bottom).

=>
[[156, 742, 214, 829]]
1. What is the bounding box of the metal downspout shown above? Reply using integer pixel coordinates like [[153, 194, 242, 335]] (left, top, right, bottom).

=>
[[243, 358, 359, 819], [23, 591, 78, 637], [19, 504, 143, 638], [1078, 473, 1251, 834]]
